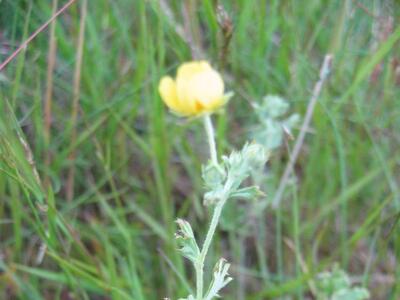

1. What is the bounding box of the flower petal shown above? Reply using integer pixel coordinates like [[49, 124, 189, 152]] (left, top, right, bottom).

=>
[[177, 61, 212, 79], [158, 76, 180, 112], [188, 69, 224, 109], [175, 77, 197, 114], [159, 61, 228, 117]]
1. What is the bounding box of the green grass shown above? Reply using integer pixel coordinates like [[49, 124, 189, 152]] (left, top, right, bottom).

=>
[[1, 0, 399, 299]]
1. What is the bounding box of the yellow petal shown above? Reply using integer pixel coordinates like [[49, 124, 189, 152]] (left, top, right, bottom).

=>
[[177, 61, 212, 79], [175, 74, 198, 114], [159, 60, 227, 117], [158, 76, 180, 112], [176, 63, 208, 114], [176, 62, 224, 115], [187, 69, 224, 109]]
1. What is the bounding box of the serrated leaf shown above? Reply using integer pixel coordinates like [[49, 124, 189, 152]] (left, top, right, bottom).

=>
[[316, 265, 370, 299], [252, 94, 299, 151], [204, 258, 233, 300], [332, 288, 370, 300], [204, 188, 226, 206], [229, 185, 265, 200], [202, 161, 226, 190], [261, 95, 289, 118], [175, 219, 200, 263]]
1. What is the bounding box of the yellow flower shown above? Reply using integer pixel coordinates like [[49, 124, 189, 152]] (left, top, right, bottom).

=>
[[158, 61, 228, 116]]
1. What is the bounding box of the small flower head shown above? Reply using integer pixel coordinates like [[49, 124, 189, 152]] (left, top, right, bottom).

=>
[[159, 61, 229, 116]]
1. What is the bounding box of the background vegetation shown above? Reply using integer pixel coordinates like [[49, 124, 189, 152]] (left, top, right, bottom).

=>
[[0, 0, 399, 299]]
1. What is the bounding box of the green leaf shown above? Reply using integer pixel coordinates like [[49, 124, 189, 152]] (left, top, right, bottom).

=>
[[204, 258, 233, 300], [332, 288, 370, 300], [229, 185, 265, 200], [175, 219, 200, 263]]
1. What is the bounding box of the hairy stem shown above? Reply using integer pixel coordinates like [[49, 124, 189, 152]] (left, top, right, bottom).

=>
[[196, 195, 227, 299], [196, 115, 227, 299], [203, 114, 218, 166]]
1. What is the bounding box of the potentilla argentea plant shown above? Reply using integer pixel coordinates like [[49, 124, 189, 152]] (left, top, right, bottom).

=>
[[159, 61, 267, 300]]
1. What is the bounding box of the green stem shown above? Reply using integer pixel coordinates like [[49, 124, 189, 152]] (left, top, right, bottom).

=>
[[196, 196, 227, 299], [203, 114, 218, 166], [196, 263, 203, 300], [196, 114, 226, 300]]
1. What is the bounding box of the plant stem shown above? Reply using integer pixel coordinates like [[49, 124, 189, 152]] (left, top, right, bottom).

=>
[[196, 115, 229, 299], [196, 262, 203, 300], [203, 114, 218, 166], [196, 195, 227, 300], [195, 115, 218, 300]]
